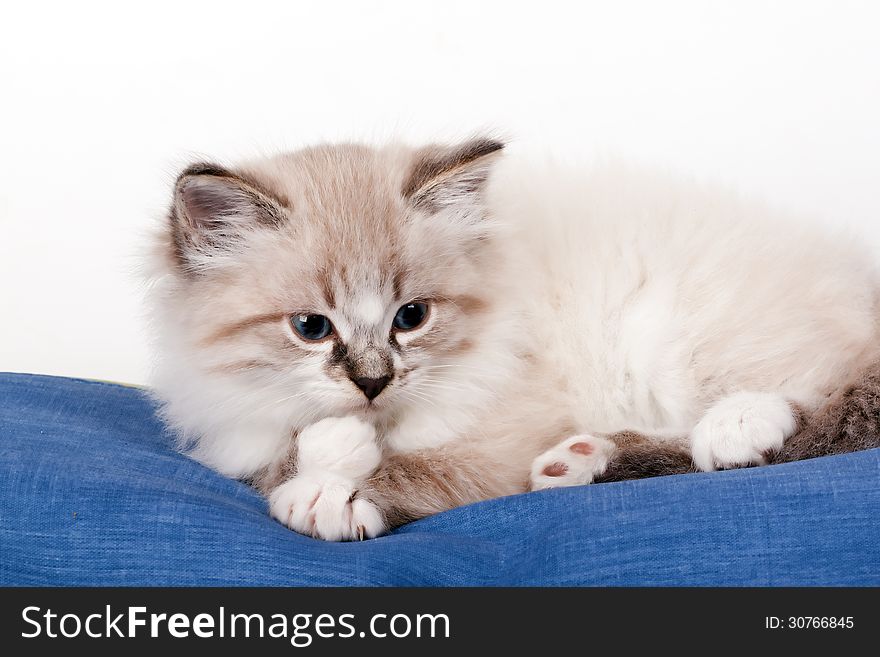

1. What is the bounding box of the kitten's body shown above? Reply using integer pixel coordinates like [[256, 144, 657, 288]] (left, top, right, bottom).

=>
[[149, 140, 880, 539], [492, 158, 878, 431]]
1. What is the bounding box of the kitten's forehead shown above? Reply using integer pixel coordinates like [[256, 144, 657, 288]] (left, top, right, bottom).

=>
[[241, 144, 409, 234], [323, 291, 395, 341], [352, 294, 387, 325], [247, 144, 413, 277], [236, 145, 428, 302], [317, 248, 409, 313], [205, 140, 499, 318]]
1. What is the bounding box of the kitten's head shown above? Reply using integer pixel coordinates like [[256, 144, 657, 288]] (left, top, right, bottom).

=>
[[152, 138, 517, 441]]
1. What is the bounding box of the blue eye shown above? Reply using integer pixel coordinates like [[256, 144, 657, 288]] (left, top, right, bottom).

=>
[[290, 314, 333, 341], [393, 302, 429, 331]]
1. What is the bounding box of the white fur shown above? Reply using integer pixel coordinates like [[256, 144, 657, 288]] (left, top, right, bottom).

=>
[[269, 416, 385, 541], [488, 156, 879, 438], [354, 295, 387, 327], [690, 392, 798, 471], [530, 434, 617, 490], [269, 474, 385, 541], [296, 416, 381, 479]]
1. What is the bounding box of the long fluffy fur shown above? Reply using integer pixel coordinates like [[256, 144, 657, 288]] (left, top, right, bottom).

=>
[[147, 139, 880, 538]]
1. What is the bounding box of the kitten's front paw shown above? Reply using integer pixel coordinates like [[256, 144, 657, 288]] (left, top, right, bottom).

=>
[[270, 416, 385, 541], [297, 415, 381, 480], [529, 434, 616, 491], [690, 392, 796, 471], [269, 475, 386, 541]]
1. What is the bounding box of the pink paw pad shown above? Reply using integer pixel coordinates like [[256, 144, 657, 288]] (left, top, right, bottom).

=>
[[542, 462, 569, 477], [569, 441, 594, 455]]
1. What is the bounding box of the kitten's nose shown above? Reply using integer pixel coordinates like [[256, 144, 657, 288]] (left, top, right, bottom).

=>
[[352, 375, 391, 400]]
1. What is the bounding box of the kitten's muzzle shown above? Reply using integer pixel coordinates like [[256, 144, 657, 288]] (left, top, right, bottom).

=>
[[352, 375, 391, 401]]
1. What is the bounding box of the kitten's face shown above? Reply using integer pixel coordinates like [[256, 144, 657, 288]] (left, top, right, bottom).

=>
[[157, 140, 506, 427]]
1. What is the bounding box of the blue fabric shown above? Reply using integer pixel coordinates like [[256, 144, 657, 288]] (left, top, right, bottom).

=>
[[1, 372, 877, 586]]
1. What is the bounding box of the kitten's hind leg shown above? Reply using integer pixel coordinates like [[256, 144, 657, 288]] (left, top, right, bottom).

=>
[[529, 431, 695, 490], [529, 434, 618, 490], [593, 433, 694, 482], [690, 392, 799, 471], [528, 392, 806, 490]]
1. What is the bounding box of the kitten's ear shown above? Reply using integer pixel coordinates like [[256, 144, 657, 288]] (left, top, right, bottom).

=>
[[402, 138, 504, 212], [169, 163, 285, 272]]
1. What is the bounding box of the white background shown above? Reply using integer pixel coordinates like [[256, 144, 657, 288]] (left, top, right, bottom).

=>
[[2, 0, 879, 385]]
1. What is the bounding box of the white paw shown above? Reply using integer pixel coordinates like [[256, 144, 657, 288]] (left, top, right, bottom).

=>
[[690, 392, 796, 472], [269, 474, 386, 541], [270, 416, 384, 540], [529, 434, 616, 491], [296, 416, 381, 480]]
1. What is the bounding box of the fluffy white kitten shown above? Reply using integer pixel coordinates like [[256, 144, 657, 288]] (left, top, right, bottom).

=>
[[147, 139, 879, 540]]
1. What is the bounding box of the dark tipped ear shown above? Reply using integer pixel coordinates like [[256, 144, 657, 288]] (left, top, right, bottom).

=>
[[169, 163, 286, 272], [402, 138, 504, 212]]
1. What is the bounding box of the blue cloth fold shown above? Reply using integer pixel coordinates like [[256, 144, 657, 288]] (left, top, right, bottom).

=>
[[1, 372, 877, 585]]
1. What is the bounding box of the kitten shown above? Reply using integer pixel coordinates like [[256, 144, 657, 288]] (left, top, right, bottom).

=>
[[148, 138, 880, 540]]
